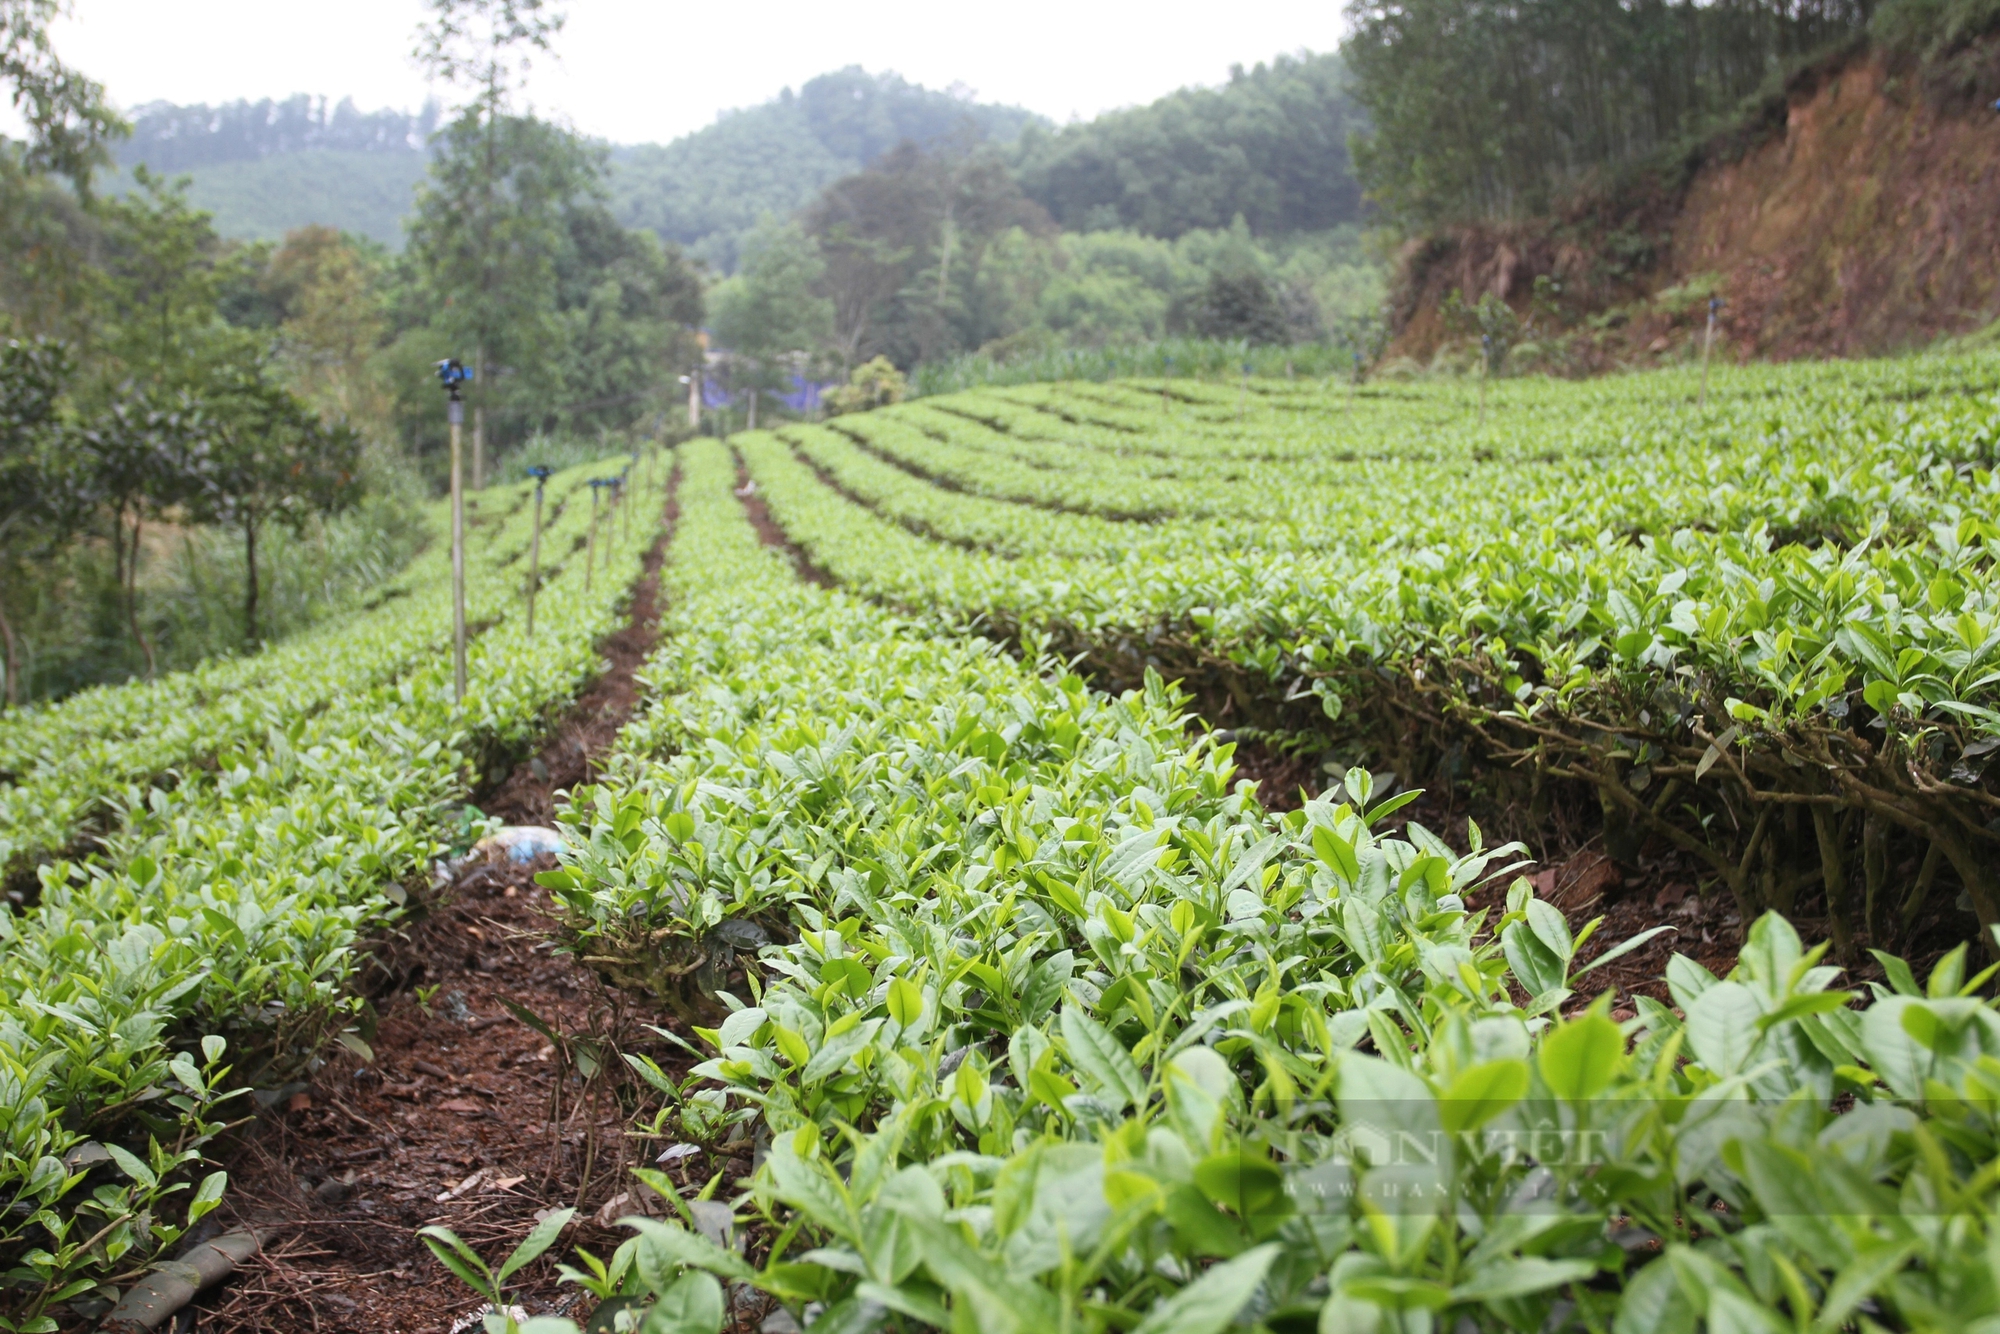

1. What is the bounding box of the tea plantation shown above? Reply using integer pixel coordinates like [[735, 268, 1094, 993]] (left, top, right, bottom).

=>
[[5, 357, 2000, 1331]]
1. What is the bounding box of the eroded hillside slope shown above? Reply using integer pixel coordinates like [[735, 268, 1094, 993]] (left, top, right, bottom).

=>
[[1388, 46, 2000, 364]]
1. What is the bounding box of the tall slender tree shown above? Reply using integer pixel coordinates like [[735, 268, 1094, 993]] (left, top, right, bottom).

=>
[[1, 0, 124, 192], [183, 360, 364, 646], [708, 219, 834, 402], [413, 0, 567, 487], [0, 336, 87, 704], [75, 385, 202, 678]]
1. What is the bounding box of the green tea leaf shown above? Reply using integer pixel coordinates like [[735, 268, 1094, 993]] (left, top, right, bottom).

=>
[[1538, 1012, 1624, 1102]]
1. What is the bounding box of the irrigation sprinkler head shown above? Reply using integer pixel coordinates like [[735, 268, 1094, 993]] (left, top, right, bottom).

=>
[[526, 465, 553, 483], [435, 359, 473, 398]]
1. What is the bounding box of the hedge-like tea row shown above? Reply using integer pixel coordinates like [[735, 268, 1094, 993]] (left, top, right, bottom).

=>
[[0, 469, 606, 879], [729, 359, 2000, 956], [0, 453, 666, 1325], [545, 438, 2000, 1334]]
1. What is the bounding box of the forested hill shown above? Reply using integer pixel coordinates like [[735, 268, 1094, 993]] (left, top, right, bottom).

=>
[[1011, 52, 1362, 237], [106, 56, 1365, 265], [609, 67, 1042, 271], [108, 97, 440, 245], [115, 96, 443, 169], [107, 70, 1044, 259]]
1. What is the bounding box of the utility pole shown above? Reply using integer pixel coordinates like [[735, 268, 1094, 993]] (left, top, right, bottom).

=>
[[524, 465, 551, 635], [437, 359, 473, 702], [1699, 296, 1723, 409]]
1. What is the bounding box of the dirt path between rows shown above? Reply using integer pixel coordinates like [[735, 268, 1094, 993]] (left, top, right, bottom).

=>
[[731, 453, 832, 587], [192, 472, 724, 1334]]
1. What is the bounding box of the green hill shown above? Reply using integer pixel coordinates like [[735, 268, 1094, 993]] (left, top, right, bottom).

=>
[[610, 67, 1042, 272], [1010, 52, 1364, 237], [107, 150, 430, 247], [114, 73, 1041, 263], [107, 60, 1364, 264]]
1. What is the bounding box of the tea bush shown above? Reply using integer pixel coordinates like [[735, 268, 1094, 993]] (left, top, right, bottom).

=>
[[734, 360, 2000, 955], [0, 453, 669, 1325], [545, 438, 2000, 1334]]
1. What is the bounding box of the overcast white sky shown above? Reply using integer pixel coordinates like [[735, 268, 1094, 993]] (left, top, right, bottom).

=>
[[23, 1, 1343, 145]]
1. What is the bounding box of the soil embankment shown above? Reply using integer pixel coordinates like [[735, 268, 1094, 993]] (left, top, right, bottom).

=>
[[1387, 44, 2000, 364]]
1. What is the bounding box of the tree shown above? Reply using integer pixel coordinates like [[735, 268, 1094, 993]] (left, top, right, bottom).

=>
[[75, 385, 202, 678], [708, 218, 834, 400], [2, 3, 118, 352], [0, 149, 97, 341], [1340, 0, 1872, 225], [609, 66, 1040, 274], [825, 356, 906, 416], [1011, 53, 1363, 239], [2, 0, 124, 192], [1182, 268, 1289, 345], [407, 112, 602, 468], [803, 143, 1048, 369], [0, 336, 86, 704], [95, 168, 236, 386], [183, 360, 364, 645], [412, 0, 570, 488], [550, 205, 702, 438], [269, 225, 390, 417]]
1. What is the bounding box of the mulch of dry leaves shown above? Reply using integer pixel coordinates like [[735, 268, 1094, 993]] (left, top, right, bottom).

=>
[[195, 854, 697, 1334], [183, 483, 757, 1334]]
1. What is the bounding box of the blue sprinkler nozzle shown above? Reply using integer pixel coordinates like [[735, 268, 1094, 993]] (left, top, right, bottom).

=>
[[435, 358, 473, 390]]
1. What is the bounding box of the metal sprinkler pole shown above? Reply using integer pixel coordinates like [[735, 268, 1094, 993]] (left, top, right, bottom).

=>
[[525, 466, 550, 636], [450, 407, 466, 700], [437, 360, 472, 703]]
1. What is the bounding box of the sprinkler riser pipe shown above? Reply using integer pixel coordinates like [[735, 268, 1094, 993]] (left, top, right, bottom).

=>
[[448, 415, 467, 703]]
